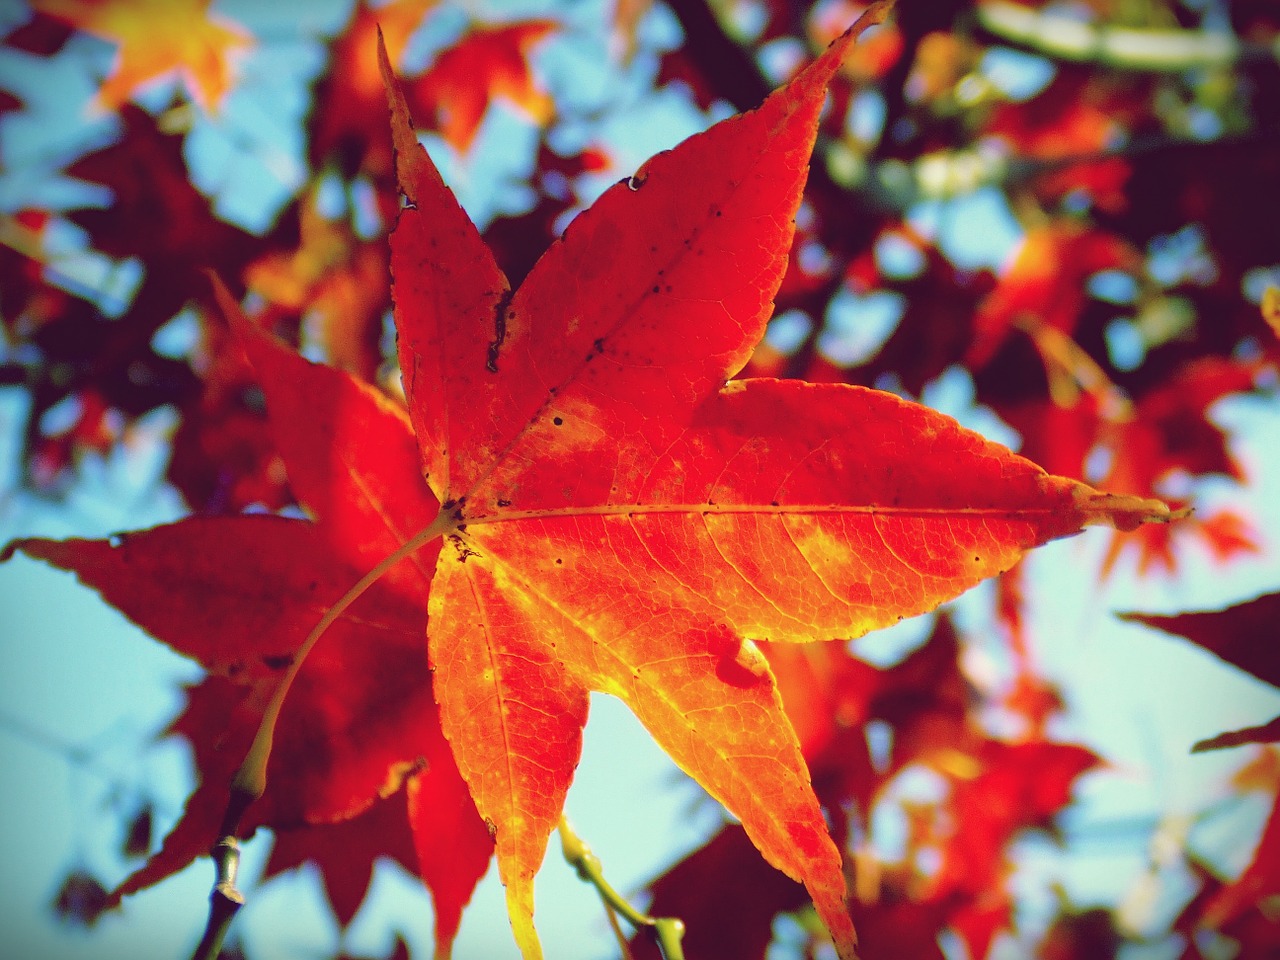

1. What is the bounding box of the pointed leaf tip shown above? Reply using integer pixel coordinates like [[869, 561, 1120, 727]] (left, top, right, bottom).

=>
[[1073, 488, 1189, 532], [378, 23, 431, 204]]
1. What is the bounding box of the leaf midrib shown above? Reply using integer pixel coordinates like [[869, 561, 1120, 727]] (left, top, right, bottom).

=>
[[463, 502, 1072, 525]]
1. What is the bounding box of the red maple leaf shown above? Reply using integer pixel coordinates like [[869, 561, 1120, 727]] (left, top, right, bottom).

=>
[[966, 223, 1139, 369], [409, 20, 557, 153], [6, 312, 493, 955], [379, 14, 1171, 953], [5, 9, 1181, 957]]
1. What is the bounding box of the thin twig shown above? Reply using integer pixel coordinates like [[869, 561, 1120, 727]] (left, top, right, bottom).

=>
[[558, 816, 687, 960]]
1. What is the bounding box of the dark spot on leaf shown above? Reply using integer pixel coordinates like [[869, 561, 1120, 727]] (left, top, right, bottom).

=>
[[553, 416, 563, 426], [486, 291, 515, 373], [497, 498, 512, 507], [651, 285, 660, 294], [770, 500, 779, 507], [442, 499, 457, 511], [450, 534, 479, 563], [263, 653, 293, 670], [555, 558, 563, 565]]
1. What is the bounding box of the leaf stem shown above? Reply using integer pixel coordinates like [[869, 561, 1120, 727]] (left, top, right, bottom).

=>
[[190, 837, 243, 960], [557, 816, 686, 960], [193, 508, 454, 960]]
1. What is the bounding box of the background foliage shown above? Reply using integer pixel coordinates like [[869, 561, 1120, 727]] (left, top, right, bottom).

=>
[[1, 0, 1279, 958]]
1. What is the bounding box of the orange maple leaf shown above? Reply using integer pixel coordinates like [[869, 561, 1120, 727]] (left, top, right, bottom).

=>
[[5, 8, 1181, 958], [35, 0, 252, 113], [410, 20, 556, 152], [378, 12, 1169, 956]]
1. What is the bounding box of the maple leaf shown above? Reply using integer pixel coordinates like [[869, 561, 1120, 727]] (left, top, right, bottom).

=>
[[409, 20, 556, 152], [984, 68, 1140, 211], [379, 11, 1172, 955], [309, 0, 437, 177], [3, 9, 1183, 958], [966, 223, 1140, 369], [34, 0, 252, 113], [5, 305, 492, 955]]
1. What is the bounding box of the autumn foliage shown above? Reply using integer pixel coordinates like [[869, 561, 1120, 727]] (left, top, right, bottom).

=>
[[1, 2, 1279, 960]]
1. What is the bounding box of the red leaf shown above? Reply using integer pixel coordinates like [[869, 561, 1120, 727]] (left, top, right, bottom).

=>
[[1192, 714, 1280, 752], [1201, 790, 1280, 931], [628, 825, 808, 960], [967, 223, 1139, 369], [382, 12, 1169, 953], [409, 21, 556, 153], [1120, 591, 1280, 689], [6, 302, 492, 956], [6, 8, 1185, 957]]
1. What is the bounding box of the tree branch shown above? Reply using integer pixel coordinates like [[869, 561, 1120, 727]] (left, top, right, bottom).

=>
[[977, 0, 1278, 71]]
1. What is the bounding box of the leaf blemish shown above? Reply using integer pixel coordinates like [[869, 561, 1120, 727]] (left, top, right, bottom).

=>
[[717, 639, 771, 688], [449, 535, 479, 563], [553, 416, 563, 426], [486, 291, 515, 373]]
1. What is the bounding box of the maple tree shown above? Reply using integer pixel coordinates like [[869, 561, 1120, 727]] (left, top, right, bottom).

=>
[[2, 2, 1279, 960]]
